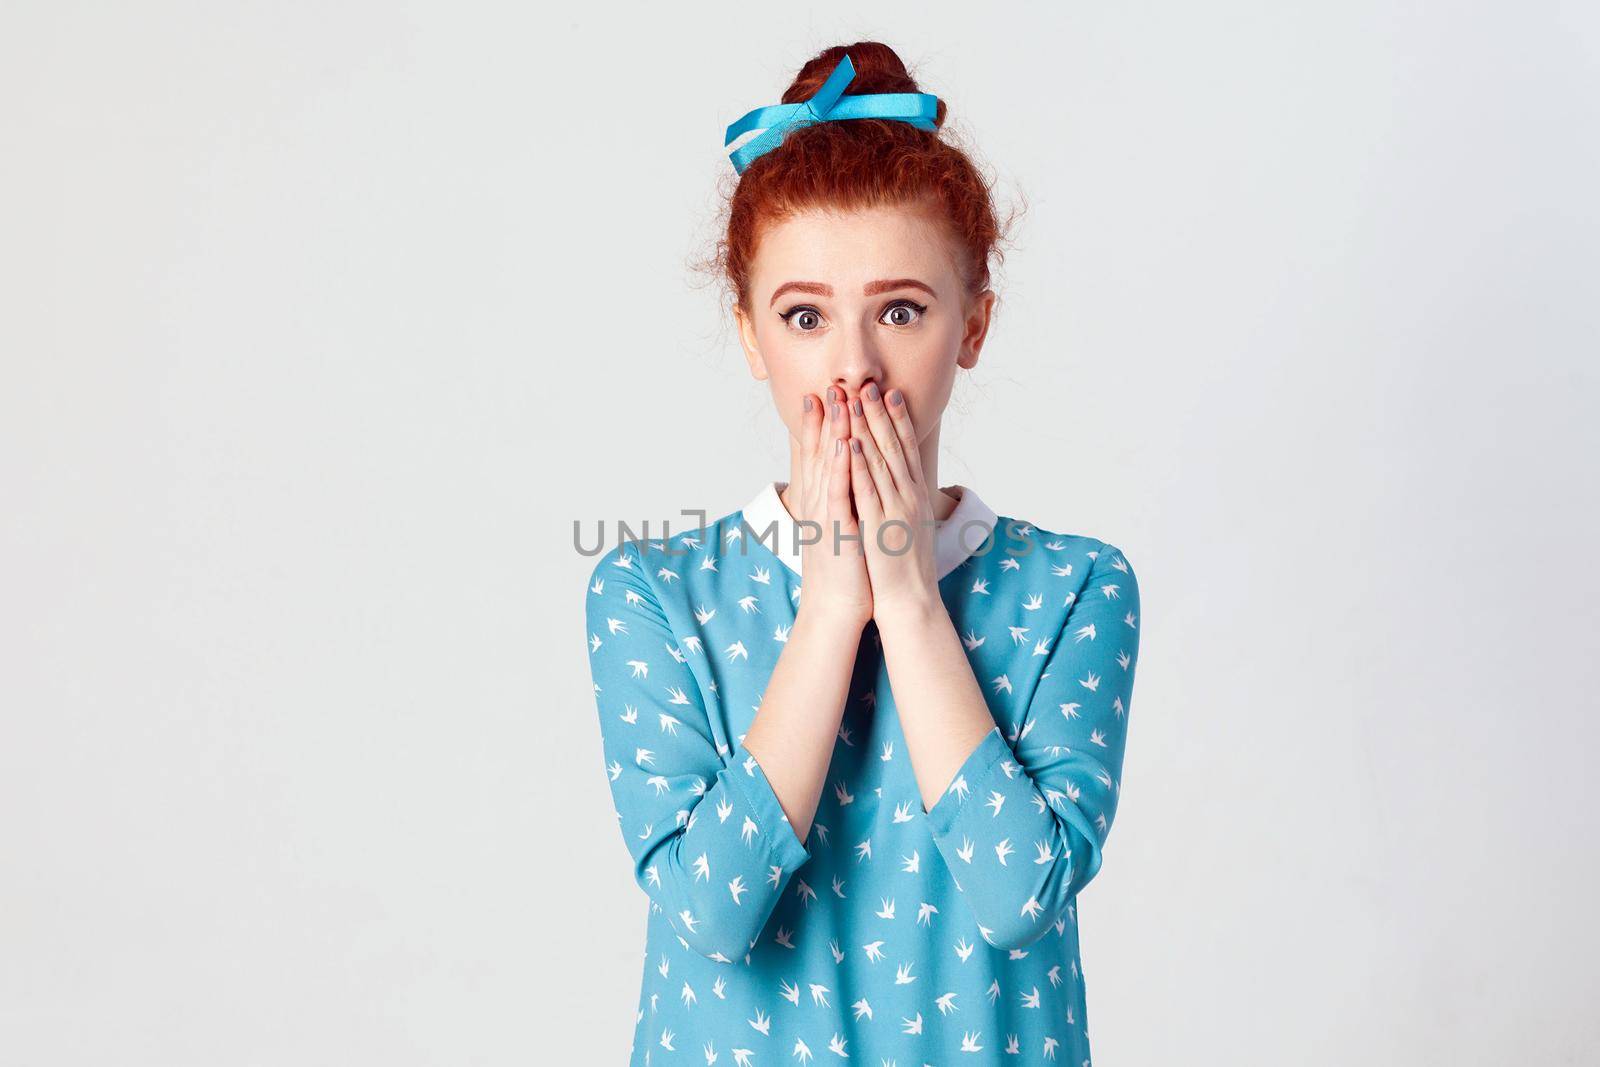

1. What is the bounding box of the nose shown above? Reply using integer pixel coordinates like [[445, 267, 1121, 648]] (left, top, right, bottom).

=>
[[830, 327, 886, 399]]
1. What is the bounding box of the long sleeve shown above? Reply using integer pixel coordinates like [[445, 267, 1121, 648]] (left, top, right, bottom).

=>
[[923, 542, 1142, 951], [584, 542, 812, 964]]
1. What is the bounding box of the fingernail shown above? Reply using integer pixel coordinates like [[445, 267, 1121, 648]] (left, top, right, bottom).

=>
[[831, 401, 840, 419], [864, 382, 879, 402], [835, 437, 842, 455], [851, 398, 863, 416], [888, 389, 903, 406], [803, 395, 813, 413], [850, 437, 862, 454]]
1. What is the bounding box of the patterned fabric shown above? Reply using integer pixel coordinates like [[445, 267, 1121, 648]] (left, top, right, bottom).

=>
[[583, 481, 1142, 1065]]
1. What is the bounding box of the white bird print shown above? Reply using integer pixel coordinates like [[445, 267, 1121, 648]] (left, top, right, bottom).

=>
[[667, 686, 692, 705], [795, 878, 817, 907], [779, 979, 800, 1005], [894, 962, 917, 984], [991, 675, 1013, 695], [1051, 562, 1074, 576], [681, 981, 697, 1007], [692, 854, 711, 882], [682, 635, 703, 655], [694, 604, 715, 624], [658, 711, 681, 734], [955, 938, 975, 961], [961, 630, 985, 650], [1033, 840, 1057, 864], [737, 594, 761, 614], [900, 851, 920, 874], [656, 566, 680, 584], [1074, 622, 1097, 643], [960, 1030, 984, 1052], [1008, 625, 1030, 645], [607, 617, 629, 636], [851, 997, 872, 1020], [1022, 593, 1043, 611], [916, 901, 938, 925], [876, 897, 895, 919], [901, 1011, 923, 1033], [660, 1027, 676, 1051], [855, 839, 872, 862], [834, 780, 854, 805], [1043, 1036, 1059, 1059], [724, 641, 748, 662], [610, 553, 636, 570], [863, 940, 886, 962], [831, 875, 847, 898], [792, 1036, 813, 1063], [986, 978, 1001, 1003], [880, 741, 894, 761], [733, 1050, 754, 1067], [658, 954, 670, 979], [1021, 897, 1044, 923], [667, 642, 686, 663], [829, 938, 843, 963], [1032, 637, 1052, 657], [971, 578, 990, 595], [1006, 1034, 1021, 1054], [740, 816, 759, 845], [1046, 965, 1062, 987], [995, 839, 1015, 865], [985, 791, 1006, 817], [1059, 701, 1080, 719], [728, 875, 747, 904], [1117, 649, 1131, 670], [936, 991, 959, 1014], [712, 976, 727, 999], [1124, 608, 1138, 628], [699, 554, 718, 572], [634, 747, 655, 768], [826, 1033, 848, 1058], [716, 796, 734, 822], [1099, 581, 1121, 600], [750, 565, 771, 585], [774, 623, 791, 642], [589, 632, 602, 652], [703, 1040, 717, 1064], [748, 1008, 770, 1035], [956, 836, 975, 863], [590, 577, 605, 595], [809, 982, 830, 1006], [892, 800, 914, 823], [1078, 670, 1100, 692], [1020, 985, 1042, 1008], [774, 928, 795, 949], [606, 759, 621, 781], [1089, 728, 1107, 747], [1000, 557, 1021, 571]]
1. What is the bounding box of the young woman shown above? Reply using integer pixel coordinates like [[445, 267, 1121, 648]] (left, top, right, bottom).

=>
[[584, 41, 1142, 1066]]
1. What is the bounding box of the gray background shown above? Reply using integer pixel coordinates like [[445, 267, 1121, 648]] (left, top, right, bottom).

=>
[[4, 2, 1598, 1063]]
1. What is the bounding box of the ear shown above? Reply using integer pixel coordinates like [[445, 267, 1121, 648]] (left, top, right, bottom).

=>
[[734, 302, 770, 382], [956, 288, 996, 370]]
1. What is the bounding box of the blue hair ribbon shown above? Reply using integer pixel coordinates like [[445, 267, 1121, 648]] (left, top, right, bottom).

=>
[[723, 53, 940, 175]]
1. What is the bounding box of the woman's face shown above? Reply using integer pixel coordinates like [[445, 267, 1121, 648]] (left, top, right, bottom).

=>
[[734, 203, 995, 448]]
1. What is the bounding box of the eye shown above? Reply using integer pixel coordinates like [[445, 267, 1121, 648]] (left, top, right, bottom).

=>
[[881, 299, 927, 327], [777, 305, 824, 332]]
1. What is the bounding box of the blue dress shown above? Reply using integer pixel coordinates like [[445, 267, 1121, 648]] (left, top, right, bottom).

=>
[[584, 480, 1142, 1065]]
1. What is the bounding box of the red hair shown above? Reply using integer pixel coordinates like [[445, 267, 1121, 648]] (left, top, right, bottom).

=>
[[709, 42, 1021, 319]]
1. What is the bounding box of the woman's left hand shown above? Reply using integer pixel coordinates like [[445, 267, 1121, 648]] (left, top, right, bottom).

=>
[[845, 380, 943, 624]]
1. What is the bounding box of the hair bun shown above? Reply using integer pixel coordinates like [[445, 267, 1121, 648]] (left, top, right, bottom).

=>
[[783, 41, 947, 130]]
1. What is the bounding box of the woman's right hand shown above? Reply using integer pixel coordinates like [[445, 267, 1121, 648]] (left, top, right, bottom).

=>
[[791, 386, 874, 631]]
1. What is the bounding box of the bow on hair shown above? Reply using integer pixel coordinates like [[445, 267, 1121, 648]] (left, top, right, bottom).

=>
[[723, 53, 940, 175]]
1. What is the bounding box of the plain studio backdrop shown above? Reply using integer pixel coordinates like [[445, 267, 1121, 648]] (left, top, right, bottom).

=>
[[3, 2, 1597, 1064]]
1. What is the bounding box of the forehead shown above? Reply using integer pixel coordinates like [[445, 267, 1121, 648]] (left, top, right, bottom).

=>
[[752, 204, 958, 288]]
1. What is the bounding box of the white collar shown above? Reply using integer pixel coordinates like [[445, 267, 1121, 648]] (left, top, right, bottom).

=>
[[738, 479, 998, 581]]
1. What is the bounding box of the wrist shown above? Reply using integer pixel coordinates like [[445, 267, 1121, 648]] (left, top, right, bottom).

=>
[[872, 593, 948, 635], [794, 603, 871, 641]]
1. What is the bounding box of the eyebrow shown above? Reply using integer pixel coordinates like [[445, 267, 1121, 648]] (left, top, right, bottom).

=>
[[769, 278, 937, 307]]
